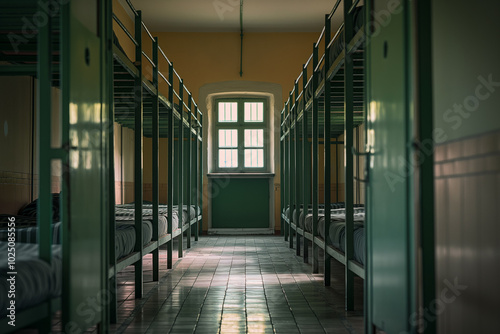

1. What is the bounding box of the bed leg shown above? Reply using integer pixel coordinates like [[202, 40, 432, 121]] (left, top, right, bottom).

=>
[[178, 233, 184, 258], [167, 239, 173, 269], [324, 253, 331, 286], [303, 239, 309, 263], [109, 277, 118, 323], [312, 246, 319, 274], [153, 248, 159, 281], [135, 260, 143, 298], [296, 232, 301, 256]]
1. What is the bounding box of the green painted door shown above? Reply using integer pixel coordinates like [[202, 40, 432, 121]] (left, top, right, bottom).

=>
[[366, 1, 416, 333], [211, 177, 270, 228]]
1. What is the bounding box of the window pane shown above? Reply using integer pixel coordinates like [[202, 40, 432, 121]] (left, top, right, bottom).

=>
[[244, 149, 264, 168], [218, 129, 237, 148], [244, 102, 263, 122], [219, 149, 238, 168], [218, 102, 238, 122], [244, 129, 264, 147]]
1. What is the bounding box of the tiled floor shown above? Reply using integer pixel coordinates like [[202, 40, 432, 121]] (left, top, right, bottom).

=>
[[111, 235, 364, 334]]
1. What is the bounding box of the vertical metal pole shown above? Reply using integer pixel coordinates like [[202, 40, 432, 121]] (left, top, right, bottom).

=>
[[167, 63, 174, 269], [194, 109, 199, 242], [302, 66, 311, 263], [152, 37, 160, 281], [178, 80, 184, 258], [104, 0, 118, 324], [199, 113, 203, 237], [363, 1, 373, 331], [336, 138, 339, 202], [280, 111, 284, 236], [294, 82, 301, 256], [133, 10, 144, 299], [282, 105, 290, 241], [344, 0, 355, 309], [37, 1, 52, 330], [103, 0, 115, 326], [323, 14, 332, 286], [312, 44, 319, 274], [288, 93, 294, 249], [415, 0, 435, 332], [186, 95, 192, 249], [37, 0, 52, 267]]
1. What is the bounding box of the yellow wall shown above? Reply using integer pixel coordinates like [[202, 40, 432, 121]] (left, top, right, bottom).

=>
[[152, 32, 319, 105]]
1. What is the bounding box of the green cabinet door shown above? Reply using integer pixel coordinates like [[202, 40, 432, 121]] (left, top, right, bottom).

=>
[[367, 1, 416, 333], [62, 4, 106, 330]]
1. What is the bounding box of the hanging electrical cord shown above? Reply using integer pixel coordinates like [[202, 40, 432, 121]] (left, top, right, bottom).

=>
[[239, 0, 243, 77]]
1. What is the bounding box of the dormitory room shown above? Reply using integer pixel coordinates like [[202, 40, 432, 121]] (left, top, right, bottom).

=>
[[0, 0, 499, 333]]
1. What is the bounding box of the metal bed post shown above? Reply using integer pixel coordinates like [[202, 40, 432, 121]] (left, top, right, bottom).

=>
[[194, 105, 199, 242], [107, 0, 118, 322], [133, 10, 144, 299], [100, 0, 112, 328], [336, 137, 339, 202], [311, 44, 320, 274], [178, 79, 184, 258], [36, 3, 53, 330], [302, 65, 311, 263], [344, 0, 355, 310], [104, 0, 116, 325], [167, 62, 174, 269], [186, 94, 193, 249], [323, 13, 332, 286], [294, 82, 301, 256], [280, 108, 286, 236], [415, 0, 436, 332], [364, 0, 372, 329], [198, 113, 203, 233], [282, 104, 288, 242], [288, 92, 294, 249], [152, 37, 160, 282]]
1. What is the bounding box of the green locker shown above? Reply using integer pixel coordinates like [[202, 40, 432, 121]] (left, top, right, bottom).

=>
[[366, 0, 416, 333], [61, 1, 107, 330]]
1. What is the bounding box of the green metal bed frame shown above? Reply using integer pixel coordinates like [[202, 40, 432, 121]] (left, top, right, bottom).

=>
[[280, 0, 365, 311], [108, 0, 203, 324], [0, 0, 203, 331]]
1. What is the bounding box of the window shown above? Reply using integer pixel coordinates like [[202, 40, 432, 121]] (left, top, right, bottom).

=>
[[214, 98, 268, 172]]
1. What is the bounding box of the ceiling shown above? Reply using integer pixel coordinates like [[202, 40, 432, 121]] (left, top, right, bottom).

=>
[[125, 0, 339, 32]]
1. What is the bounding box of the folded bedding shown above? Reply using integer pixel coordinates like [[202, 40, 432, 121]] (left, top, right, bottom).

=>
[[115, 204, 199, 227], [0, 222, 62, 244], [114, 220, 153, 260], [0, 242, 62, 316], [298, 210, 365, 265]]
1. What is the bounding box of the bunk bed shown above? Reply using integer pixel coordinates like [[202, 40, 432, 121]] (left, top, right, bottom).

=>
[[107, 0, 203, 323], [280, 0, 366, 311], [0, 0, 203, 331], [0, 0, 111, 332]]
